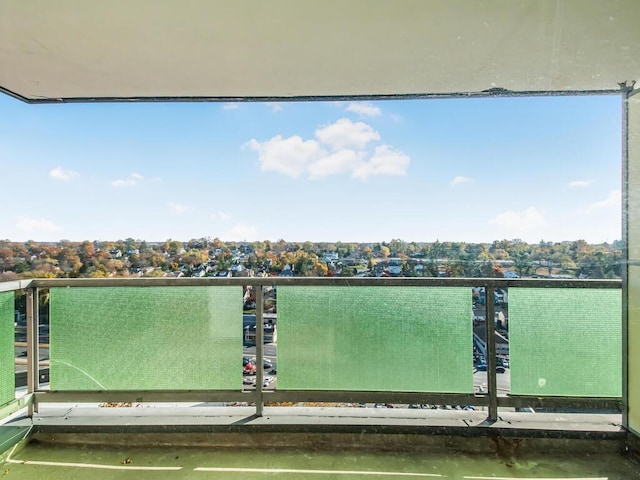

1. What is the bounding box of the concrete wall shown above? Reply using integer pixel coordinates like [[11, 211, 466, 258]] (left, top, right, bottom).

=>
[[628, 93, 640, 435]]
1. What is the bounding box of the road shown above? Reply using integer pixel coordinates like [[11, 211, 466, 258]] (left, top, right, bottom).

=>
[[473, 369, 510, 394]]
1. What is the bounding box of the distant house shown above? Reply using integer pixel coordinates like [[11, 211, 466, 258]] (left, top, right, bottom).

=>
[[279, 264, 294, 277], [388, 258, 402, 276], [130, 267, 140, 274], [164, 271, 184, 278], [355, 266, 369, 276], [323, 252, 339, 263], [231, 266, 255, 277]]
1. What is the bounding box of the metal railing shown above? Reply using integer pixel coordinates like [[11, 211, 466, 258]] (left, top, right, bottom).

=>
[[0, 276, 624, 423]]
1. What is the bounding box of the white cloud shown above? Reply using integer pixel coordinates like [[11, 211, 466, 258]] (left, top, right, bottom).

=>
[[245, 135, 323, 178], [352, 145, 410, 180], [488, 207, 546, 231], [211, 211, 231, 220], [569, 180, 592, 188], [50, 166, 79, 180], [167, 202, 189, 213], [307, 149, 361, 179], [451, 176, 473, 186], [266, 102, 283, 112], [224, 223, 258, 241], [223, 103, 239, 110], [246, 119, 409, 181], [315, 118, 380, 151], [16, 217, 62, 233], [588, 190, 621, 212], [112, 173, 143, 187], [345, 102, 381, 117]]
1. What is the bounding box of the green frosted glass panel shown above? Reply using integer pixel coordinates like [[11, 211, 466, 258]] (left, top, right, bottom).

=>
[[509, 288, 621, 397], [277, 286, 473, 393], [49, 286, 242, 391], [0, 292, 14, 406]]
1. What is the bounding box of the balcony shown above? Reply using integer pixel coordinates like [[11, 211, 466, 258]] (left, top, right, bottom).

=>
[[0, 1, 638, 476], [0, 276, 637, 478]]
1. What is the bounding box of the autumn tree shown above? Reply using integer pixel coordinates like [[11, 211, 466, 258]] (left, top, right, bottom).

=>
[[57, 245, 82, 277]]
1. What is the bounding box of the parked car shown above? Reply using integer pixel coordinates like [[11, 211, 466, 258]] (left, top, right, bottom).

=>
[[476, 364, 487, 372], [252, 358, 273, 369], [243, 363, 256, 375]]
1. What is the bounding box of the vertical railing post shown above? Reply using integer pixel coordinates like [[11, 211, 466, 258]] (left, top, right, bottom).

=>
[[485, 285, 498, 422], [621, 83, 631, 431], [26, 287, 39, 416], [255, 284, 264, 417]]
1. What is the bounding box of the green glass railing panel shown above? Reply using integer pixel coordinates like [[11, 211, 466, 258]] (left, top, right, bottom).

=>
[[509, 288, 621, 397], [0, 292, 14, 406], [277, 286, 473, 393], [49, 286, 242, 391]]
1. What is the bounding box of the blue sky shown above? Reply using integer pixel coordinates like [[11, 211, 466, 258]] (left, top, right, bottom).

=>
[[0, 93, 622, 244]]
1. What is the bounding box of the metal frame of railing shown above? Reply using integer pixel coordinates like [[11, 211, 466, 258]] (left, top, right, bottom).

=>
[[0, 277, 624, 424]]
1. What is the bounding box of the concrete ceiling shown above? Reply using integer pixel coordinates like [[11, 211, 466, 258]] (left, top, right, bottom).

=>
[[0, 0, 639, 102]]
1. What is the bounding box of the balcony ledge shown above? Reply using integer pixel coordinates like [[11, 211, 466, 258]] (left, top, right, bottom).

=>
[[17, 404, 623, 439]]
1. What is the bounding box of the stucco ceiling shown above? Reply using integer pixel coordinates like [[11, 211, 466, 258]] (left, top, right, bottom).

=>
[[0, 0, 639, 102]]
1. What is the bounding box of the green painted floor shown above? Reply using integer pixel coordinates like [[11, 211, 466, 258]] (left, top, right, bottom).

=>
[[2, 442, 639, 480], [0, 426, 29, 455]]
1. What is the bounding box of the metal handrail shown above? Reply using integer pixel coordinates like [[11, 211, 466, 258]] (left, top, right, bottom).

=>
[[28, 277, 621, 288]]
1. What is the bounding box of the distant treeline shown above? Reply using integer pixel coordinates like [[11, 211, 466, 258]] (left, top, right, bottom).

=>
[[0, 237, 623, 281]]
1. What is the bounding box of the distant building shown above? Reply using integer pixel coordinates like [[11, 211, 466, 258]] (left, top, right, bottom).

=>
[[279, 264, 294, 277], [388, 258, 402, 276], [323, 252, 339, 262], [243, 313, 277, 344]]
